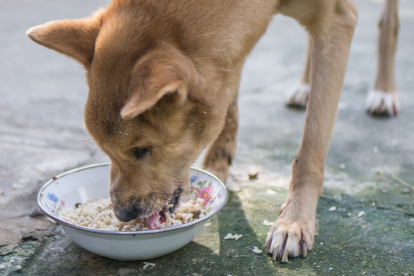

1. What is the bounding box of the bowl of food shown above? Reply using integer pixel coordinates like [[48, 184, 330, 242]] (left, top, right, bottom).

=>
[[37, 163, 227, 260]]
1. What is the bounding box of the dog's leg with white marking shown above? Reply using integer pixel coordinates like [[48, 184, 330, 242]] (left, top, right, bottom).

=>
[[286, 36, 311, 108], [366, 0, 400, 116], [267, 0, 357, 262], [203, 95, 238, 187]]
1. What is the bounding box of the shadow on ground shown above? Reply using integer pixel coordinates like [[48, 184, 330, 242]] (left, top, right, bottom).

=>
[[11, 193, 273, 276]]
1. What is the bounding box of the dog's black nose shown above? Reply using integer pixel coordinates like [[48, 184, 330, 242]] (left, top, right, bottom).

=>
[[113, 204, 148, 222], [113, 207, 137, 222]]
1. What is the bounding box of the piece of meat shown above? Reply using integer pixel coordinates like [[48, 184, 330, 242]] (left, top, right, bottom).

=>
[[192, 210, 201, 219]]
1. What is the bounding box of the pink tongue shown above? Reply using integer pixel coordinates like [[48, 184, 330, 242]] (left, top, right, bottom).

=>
[[145, 212, 160, 230]]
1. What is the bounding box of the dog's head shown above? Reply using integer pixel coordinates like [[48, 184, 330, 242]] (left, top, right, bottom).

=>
[[27, 4, 228, 222]]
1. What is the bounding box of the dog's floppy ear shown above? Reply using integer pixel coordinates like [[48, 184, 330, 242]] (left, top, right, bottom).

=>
[[121, 48, 196, 120], [27, 9, 104, 68]]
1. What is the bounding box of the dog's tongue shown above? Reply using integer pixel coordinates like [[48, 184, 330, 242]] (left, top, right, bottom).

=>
[[145, 212, 160, 230]]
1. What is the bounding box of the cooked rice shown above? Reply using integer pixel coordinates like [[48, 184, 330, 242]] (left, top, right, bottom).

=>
[[60, 197, 207, 231]]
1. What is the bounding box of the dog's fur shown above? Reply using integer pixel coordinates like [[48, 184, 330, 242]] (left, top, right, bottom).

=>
[[28, 0, 357, 262], [287, 0, 400, 116]]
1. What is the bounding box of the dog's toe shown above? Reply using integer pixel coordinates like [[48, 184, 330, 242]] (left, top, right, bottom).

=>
[[366, 89, 400, 116], [286, 83, 310, 108], [266, 218, 314, 262]]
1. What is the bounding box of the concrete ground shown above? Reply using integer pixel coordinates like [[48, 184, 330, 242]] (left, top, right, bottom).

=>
[[1, 0, 413, 275]]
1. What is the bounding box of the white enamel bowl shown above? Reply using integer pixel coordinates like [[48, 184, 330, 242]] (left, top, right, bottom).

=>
[[37, 163, 227, 260]]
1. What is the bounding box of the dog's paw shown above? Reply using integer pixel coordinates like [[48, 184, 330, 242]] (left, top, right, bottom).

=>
[[225, 178, 241, 192], [366, 89, 400, 116], [286, 83, 310, 108], [204, 163, 229, 184], [204, 165, 240, 191], [265, 204, 315, 262]]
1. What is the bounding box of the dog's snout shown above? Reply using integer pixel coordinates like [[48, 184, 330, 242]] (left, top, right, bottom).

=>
[[113, 206, 137, 222], [110, 184, 184, 222], [112, 200, 149, 222], [132, 205, 146, 218]]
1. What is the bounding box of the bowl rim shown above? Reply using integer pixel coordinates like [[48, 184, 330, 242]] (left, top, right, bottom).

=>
[[37, 162, 228, 235]]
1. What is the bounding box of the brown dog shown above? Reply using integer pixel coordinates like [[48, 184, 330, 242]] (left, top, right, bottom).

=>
[[28, 0, 357, 262], [287, 0, 400, 116]]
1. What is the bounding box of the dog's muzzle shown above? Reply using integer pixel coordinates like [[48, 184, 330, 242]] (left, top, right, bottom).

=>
[[112, 187, 183, 222]]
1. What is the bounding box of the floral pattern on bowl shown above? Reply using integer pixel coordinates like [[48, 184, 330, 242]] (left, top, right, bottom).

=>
[[40, 191, 65, 217], [183, 175, 220, 214]]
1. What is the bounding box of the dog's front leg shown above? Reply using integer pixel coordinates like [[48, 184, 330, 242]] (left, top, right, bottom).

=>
[[266, 0, 358, 262], [203, 95, 238, 185]]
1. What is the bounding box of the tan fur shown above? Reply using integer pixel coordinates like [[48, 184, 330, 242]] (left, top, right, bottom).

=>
[[28, 0, 357, 261], [27, 9, 105, 69], [374, 0, 399, 93]]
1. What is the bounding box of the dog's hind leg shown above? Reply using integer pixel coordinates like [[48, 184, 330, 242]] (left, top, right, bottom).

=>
[[202, 95, 238, 189], [286, 35, 311, 109], [266, 0, 357, 262], [366, 0, 400, 116]]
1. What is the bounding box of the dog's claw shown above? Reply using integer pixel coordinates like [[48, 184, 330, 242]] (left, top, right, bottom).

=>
[[266, 236, 273, 255], [271, 248, 278, 260], [301, 240, 308, 258], [366, 89, 400, 116], [281, 249, 289, 263], [266, 214, 314, 262]]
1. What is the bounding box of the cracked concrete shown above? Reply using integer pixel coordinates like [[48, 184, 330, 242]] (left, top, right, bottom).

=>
[[0, 0, 413, 275]]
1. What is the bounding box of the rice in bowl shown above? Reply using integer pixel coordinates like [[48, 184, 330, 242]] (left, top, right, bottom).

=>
[[60, 197, 209, 231]]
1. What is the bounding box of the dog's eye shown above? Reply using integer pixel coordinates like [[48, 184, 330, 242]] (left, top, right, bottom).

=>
[[132, 146, 152, 160]]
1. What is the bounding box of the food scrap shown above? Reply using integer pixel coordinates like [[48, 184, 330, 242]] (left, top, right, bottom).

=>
[[224, 233, 243, 240], [248, 170, 259, 180], [376, 167, 383, 180], [266, 189, 277, 195], [143, 262, 155, 270], [262, 220, 274, 226], [252, 246, 262, 254], [402, 188, 411, 194]]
